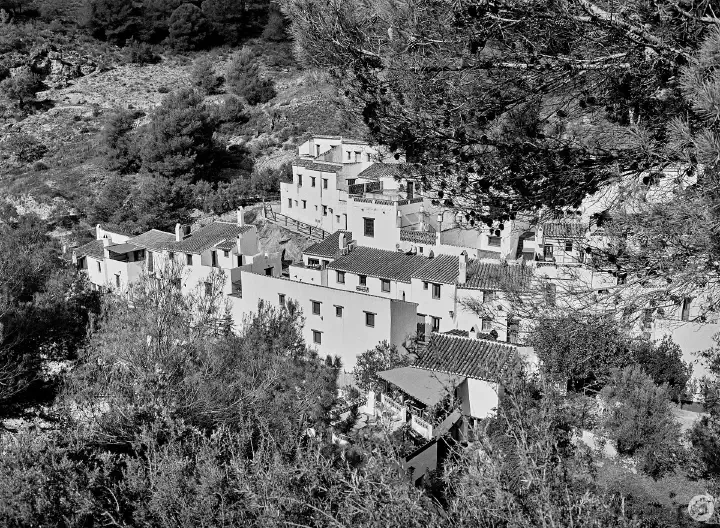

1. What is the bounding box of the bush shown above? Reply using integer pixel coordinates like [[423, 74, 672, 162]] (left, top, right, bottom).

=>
[[0, 68, 41, 108], [600, 366, 685, 478], [190, 55, 222, 94], [3, 133, 47, 162], [167, 3, 210, 51], [125, 39, 160, 64], [210, 94, 247, 124], [262, 8, 288, 41], [225, 47, 277, 106], [632, 335, 692, 402], [201, 0, 246, 46]]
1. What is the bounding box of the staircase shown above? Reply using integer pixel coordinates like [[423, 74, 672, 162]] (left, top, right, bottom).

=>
[[262, 202, 329, 241]]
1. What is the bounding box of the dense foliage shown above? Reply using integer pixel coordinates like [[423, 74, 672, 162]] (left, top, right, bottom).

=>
[[0, 210, 99, 417], [225, 47, 277, 106]]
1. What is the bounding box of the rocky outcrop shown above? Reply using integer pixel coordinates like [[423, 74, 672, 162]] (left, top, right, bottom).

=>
[[3, 44, 102, 90]]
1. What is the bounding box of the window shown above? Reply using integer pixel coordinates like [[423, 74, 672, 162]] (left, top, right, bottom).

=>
[[507, 318, 520, 344], [346, 151, 352, 161], [482, 318, 492, 332], [363, 217, 375, 238], [312, 300, 321, 315], [311, 176, 316, 187], [365, 312, 375, 327], [347, 179, 356, 187], [642, 308, 653, 330], [313, 330, 322, 344], [115, 274, 120, 288], [168, 252, 175, 261], [354, 151, 361, 162], [223, 250, 229, 258], [366, 153, 372, 162], [432, 283, 441, 299], [134, 250, 144, 261], [381, 279, 390, 292], [681, 298, 692, 321], [335, 305, 343, 317], [97, 261, 101, 272], [297, 174, 303, 186], [337, 271, 345, 284], [308, 258, 320, 268], [488, 236, 501, 247], [419, 247, 424, 254], [288, 198, 292, 208], [323, 178, 328, 189], [211, 251, 218, 267], [265, 267, 273, 276], [295, 200, 298, 207], [302, 200, 307, 209], [359, 275, 367, 286], [147, 252, 154, 272], [431, 316, 440, 332], [543, 245, 554, 259], [423, 281, 428, 290], [565, 241, 573, 252], [204, 282, 212, 296], [336, 215, 340, 223], [186, 254, 193, 266], [279, 294, 286, 306], [237, 255, 242, 267], [323, 205, 328, 216], [483, 290, 496, 302]]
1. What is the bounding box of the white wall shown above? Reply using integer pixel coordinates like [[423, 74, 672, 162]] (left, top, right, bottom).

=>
[[457, 377, 499, 419], [229, 270, 418, 369]]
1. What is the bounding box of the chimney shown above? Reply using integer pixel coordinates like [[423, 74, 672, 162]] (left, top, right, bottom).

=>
[[459, 251, 468, 285], [339, 232, 346, 250], [407, 181, 414, 200], [102, 237, 111, 247], [396, 209, 402, 228], [175, 223, 183, 242], [237, 206, 245, 227], [96, 224, 103, 240]]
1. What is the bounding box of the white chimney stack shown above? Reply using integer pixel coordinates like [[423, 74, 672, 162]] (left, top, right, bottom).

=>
[[237, 206, 245, 227], [175, 223, 183, 242], [102, 237, 111, 247], [339, 232, 346, 250], [96, 224, 103, 240], [458, 251, 468, 285]]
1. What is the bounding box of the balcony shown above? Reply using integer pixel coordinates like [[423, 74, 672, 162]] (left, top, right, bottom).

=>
[[356, 285, 369, 292], [410, 413, 433, 440], [378, 393, 407, 422]]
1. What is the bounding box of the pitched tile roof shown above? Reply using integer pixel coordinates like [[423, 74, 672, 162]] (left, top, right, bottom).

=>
[[304, 230, 353, 259], [293, 158, 343, 173], [413, 254, 460, 284], [128, 229, 176, 251], [171, 222, 253, 254], [327, 246, 428, 283], [75, 239, 105, 259], [542, 221, 586, 239], [416, 334, 520, 382], [461, 261, 533, 291], [357, 163, 405, 181]]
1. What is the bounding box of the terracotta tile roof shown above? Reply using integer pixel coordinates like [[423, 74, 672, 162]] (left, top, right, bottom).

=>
[[413, 254, 460, 284], [171, 222, 253, 254], [461, 261, 533, 291], [293, 158, 344, 173], [128, 229, 176, 251], [542, 221, 586, 239], [304, 230, 353, 259], [327, 246, 427, 283], [75, 239, 105, 259], [416, 334, 520, 382], [357, 163, 405, 181], [215, 239, 237, 251]]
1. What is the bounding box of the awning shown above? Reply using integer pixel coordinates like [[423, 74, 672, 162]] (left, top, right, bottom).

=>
[[377, 366, 464, 407]]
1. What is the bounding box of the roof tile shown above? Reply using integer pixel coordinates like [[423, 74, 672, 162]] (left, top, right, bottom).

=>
[[357, 163, 405, 181], [304, 231, 353, 259], [127, 229, 176, 251], [171, 222, 253, 254], [75, 239, 105, 259], [327, 246, 427, 283], [462, 261, 533, 291], [416, 334, 520, 381], [293, 158, 344, 173], [413, 254, 460, 284]]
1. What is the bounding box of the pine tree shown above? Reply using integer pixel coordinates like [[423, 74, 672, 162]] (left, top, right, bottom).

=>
[[225, 47, 276, 105]]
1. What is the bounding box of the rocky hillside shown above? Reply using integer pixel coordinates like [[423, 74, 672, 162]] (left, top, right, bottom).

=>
[[0, 38, 367, 222]]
